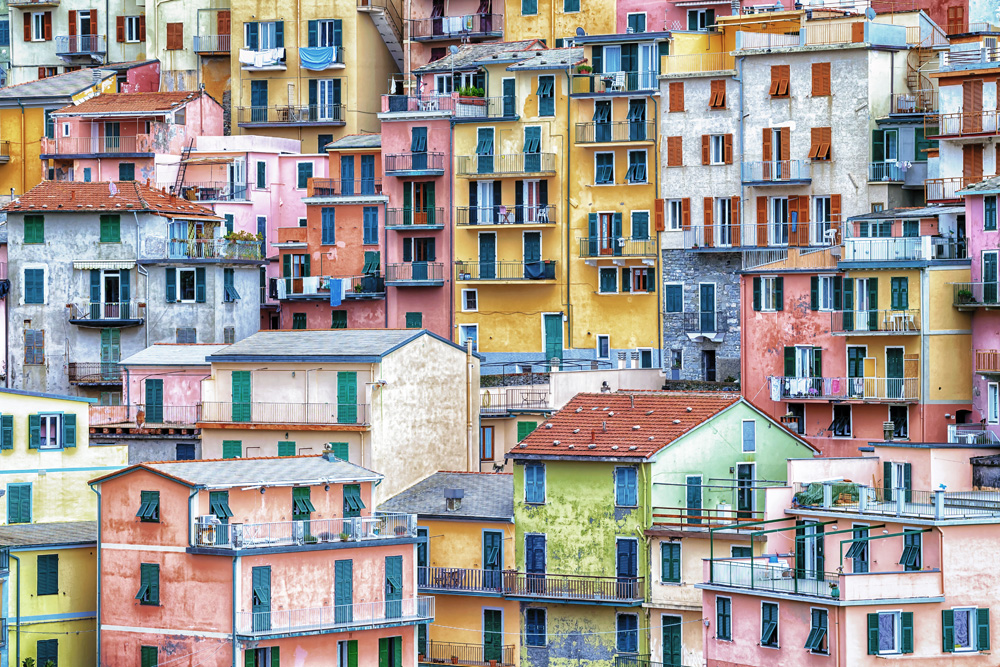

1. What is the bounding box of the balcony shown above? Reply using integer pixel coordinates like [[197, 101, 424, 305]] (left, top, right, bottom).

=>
[[453, 96, 518, 121], [385, 208, 445, 230], [948, 423, 1000, 444], [456, 204, 555, 227], [976, 349, 1000, 374], [479, 386, 552, 416], [683, 220, 842, 250], [384, 152, 446, 176], [410, 13, 503, 41], [153, 238, 262, 262], [175, 182, 249, 202], [575, 121, 655, 144], [925, 176, 995, 203], [418, 566, 506, 594], [67, 301, 145, 327], [830, 309, 920, 334], [935, 110, 1000, 138], [193, 512, 416, 550], [274, 275, 385, 300], [236, 105, 345, 128], [7, 0, 58, 6], [741, 160, 811, 186], [455, 260, 557, 282], [385, 262, 446, 286], [193, 34, 231, 54], [456, 153, 557, 177], [68, 362, 123, 385], [890, 90, 936, 115], [667, 311, 728, 336], [381, 94, 456, 114], [940, 46, 1000, 70], [54, 34, 107, 57], [0, 141, 10, 164], [868, 162, 906, 182], [199, 402, 370, 426], [841, 236, 964, 264], [307, 178, 383, 198], [89, 404, 200, 427], [41, 135, 153, 158], [953, 282, 1000, 309], [503, 572, 644, 604], [660, 52, 734, 75], [792, 481, 1000, 521], [421, 640, 515, 667], [651, 505, 762, 528], [236, 596, 434, 637], [707, 558, 839, 600], [766, 375, 919, 401], [579, 237, 657, 259], [570, 71, 658, 95]]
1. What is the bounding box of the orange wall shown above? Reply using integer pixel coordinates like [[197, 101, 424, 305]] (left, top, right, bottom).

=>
[[100, 468, 193, 548], [195, 480, 374, 526]]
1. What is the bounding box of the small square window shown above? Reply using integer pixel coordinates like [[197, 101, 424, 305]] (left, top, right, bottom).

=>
[[598, 267, 618, 294], [462, 289, 478, 312], [667, 200, 683, 231], [596, 334, 610, 360]]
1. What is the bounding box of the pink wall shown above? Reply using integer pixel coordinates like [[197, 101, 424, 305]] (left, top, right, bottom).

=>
[[646, 0, 777, 35], [0, 241, 6, 380], [196, 480, 374, 525], [964, 193, 999, 431], [120, 61, 162, 93], [125, 363, 209, 410]]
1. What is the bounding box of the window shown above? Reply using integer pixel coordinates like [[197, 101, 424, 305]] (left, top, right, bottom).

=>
[[597, 334, 610, 359], [0, 19, 8, 47], [812, 62, 831, 96], [661, 542, 680, 583], [666, 136, 682, 167], [914, 127, 936, 161], [599, 267, 618, 294], [595, 152, 614, 184], [944, 607, 990, 653], [805, 608, 828, 653], [518, 421, 537, 442], [256, 161, 267, 189], [769, 64, 789, 97], [868, 611, 913, 655], [141, 646, 158, 667], [668, 81, 684, 112], [297, 162, 313, 189], [175, 443, 195, 460], [223, 326, 236, 345], [664, 284, 682, 313], [24, 329, 44, 365], [847, 525, 869, 573], [83, 167, 92, 182], [631, 211, 650, 240], [292, 313, 307, 330], [716, 597, 732, 641], [136, 563, 160, 605], [24, 215, 44, 244], [629, 268, 653, 293], [990, 382, 999, 424], [986, 196, 997, 231], [706, 135, 725, 165], [786, 402, 805, 435], [808, 127, 832, 160], [526, 609, 546, 646], [32, 12, 47, 41], [405, 312, 423, 328], [731, 546, 752, 558], [37, 554, 58, 595], [23, 267, 46, 305], [36, 640, 57, 667], [625, 151, 647, 183], [480, 426, 494, 460], [137, 490, 160, 522], [363, 206, 378, 245], [627, 13, 645, 33], [537, 76, 554, 117], [617, 614, 639, 654], [176, 268, 197, 302], [811, 275, 840, 311], [901, 530, 921, 571], [223, 268, 240, 303], [34, 413, 66, 449], [175, 327, 196, 343], [99, 214, 121, 243], [742, 420, 756, 452], [459, 324, 478, 352], [321, 207, 336, 245], [891, 276, 908, 309], [462, 289, 478, 312], [525, 462, 545, 503], [615, 467, 637, 506], [710, 79, 726, 108], [222, 440, 242, 459], [563, 0, 579, 12], [831, 404, 851, 437], [667, 199, 684, 230], [118, 162, 135, 181], [244, 20, 283, 50], [331, 310, 347, 329], [521, 0, 537, 16], [124, 16, 142, 42], [687, 8, 713, 31], [343, 484, 364, 517], [165, 22, 183, 49], [761, 602, 779, 648], [752, 276, 783, 312]]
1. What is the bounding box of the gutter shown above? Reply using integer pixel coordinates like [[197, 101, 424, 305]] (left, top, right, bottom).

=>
[[87, 485, 100, 666], [134, 211, 149, 348], [9, 553, 19, 667], [652, 92, 661, 369], [564, 66, 572, 351]]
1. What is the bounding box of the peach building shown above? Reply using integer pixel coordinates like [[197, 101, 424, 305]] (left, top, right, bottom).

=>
[[700, 443, 1000, 666], [90, 454, 431, 667]]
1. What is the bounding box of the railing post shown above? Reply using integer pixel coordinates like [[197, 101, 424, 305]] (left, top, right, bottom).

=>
[[858, 485, 868, 513], [895, 486, 903, 517], [934, 489, 945, 520], [822, 482, 833, 509]]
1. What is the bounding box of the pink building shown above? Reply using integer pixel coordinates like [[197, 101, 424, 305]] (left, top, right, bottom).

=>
[[42, 91, 224, 184], [405, 0, 503, 72], [646, 0, 779, 34], [0, 227, 6, 383], [91, 454, 430, 666], [701, 443, 1000, 666]]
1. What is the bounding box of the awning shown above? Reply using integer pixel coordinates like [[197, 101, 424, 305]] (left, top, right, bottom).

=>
[[181, 156, 237, 165], [673, 0, 729, 6], [73, 260, 136, 270]]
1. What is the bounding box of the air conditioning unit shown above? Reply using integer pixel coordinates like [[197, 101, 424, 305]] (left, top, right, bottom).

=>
[[196, 515, 220, 546]]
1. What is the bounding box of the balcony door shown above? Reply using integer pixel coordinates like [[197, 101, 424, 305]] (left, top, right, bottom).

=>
[[543, 313, 562, 364], [250, 80, 268, 122], [616, 538, 638, 599], [769, 197, 789, 245], [341, 155, 354, 195], [984, 252, 998, 304], [663, 615, 682, 667], [685, 475, 702, 525], [479, 232, 497, 279], [736, 463, 754, 518], [886, 347, 904, 399], [698, 283, 716, 333], [78, 10, 94, 48], [593, 100, 611, 142], [337, 371, 358, 424], [483, 609, 503, 664], [385, 555, 403, 619], [483, 530, 502, 590], [795, 520, 825, 581], [251, 566, 271, 632], [145, 379, 163, 423], [335, 559, 353, 624], [231, 370, 251, 422], [525, 534, 545, 593], [228, 158, 246, 197], [594, 212, 620, 256], [523, 232, 541, 278], [963, 79, 983, 133], [104, 122, 120, 153], [847, 345, 866, 398], [100, 329, 120, 379], [102, 270, 122, 318], [476, 180, 494, 225], [417, 528, 429, 586]]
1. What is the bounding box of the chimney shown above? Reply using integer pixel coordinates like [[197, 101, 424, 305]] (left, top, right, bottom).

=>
[[444, 488, 464, 512]]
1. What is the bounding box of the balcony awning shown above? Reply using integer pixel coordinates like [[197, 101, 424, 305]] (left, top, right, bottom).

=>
[[181, 156, 237, 165], [73, 260, 135, 270], [672, 0, 729, 6]]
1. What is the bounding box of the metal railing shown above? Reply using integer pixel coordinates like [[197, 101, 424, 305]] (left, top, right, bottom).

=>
[[175, 182, 249, 202], [453, 95, 517, 120], [767, 375, 919, 401], [386, 208, 445, 227], [236, 596, 434, 636], [479, 386, 551, 415], [89, 404, 200, 426], [68, 362, 123, 384], [274, 275, 385, 299], [385, 262, 445, 283], [684, 220, 842, 249], [830, 309, 920, 333], [194, 512, 416, 549], [976, 349, 1000, 374], [891, 90, 936, 114], [236, 104, 346, 125], [166, 238, 262, 260], [194, 34, 231, 53], [421, 640, 514, 667], [954, 282, 1000, 307], [666, 311, 727, 334], [455, 260, 557, 281], [948, 423, 1000, 444], [410, 13, 503, 40], [570, 71, 658, 94], [309, 178, 383, 197], [456, 204, 555, 226], [579, 237, 657, 258], [842, 236, 964, 262], [575, 121, 655, 143], [868, 162, 905, 182], [651, 506, 762, 528], [419, 566, 506, 593], [803, 22, 858, 46], [941, 47, 1000, 70], [457, 153, 556, 176], [55, 34, 107, 54], [381, 94, 456, 114], [735, 30, 801, 49], [925, 176, 992, 202], [660, 52, 734, 75], [68, 301, 145, 323], [709, 559, 839, 599], [503, 572, 643, 603], [937, 110, 1000, 136], [793, 481, 1000, 520], [384, 152, 446, 173], [199, 402, 370, 425], [741, 160, 811, 183], [8, 0, 59, 5], [41, 135, 151, 155]]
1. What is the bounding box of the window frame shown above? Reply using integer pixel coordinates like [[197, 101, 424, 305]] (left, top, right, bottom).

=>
[[709, 134, 725, 165], [741, 419, 756, 453], [596, 334, 610, 360], [817, 274, 835, 311], [461, 288, 479, 312], [989, 382, 999, 424], [614, 466, 638, 507], [716, 596, 732, 641], [876, 610, 903, 655], [525, 608, 547, 646], [660, 541, 681, 583], [594, 151, 615, 185], [38, 413, 62, 450], [832, 404, 852, 437], [889, 404, 908, 439], [760, 276, 779, 312], [458, 323, 478, 352], [176, 267, 197, 303], [625, 149, 647, 184], [806, 607, 829, 654], [524, 462, 546, 504], [760, 600, 780, 648], [32, 12, 45, 41], [125, 15, 141, 42], [667, 199, 683, 230], [950, 606, 978, 653], [598, 267, 618, 294]]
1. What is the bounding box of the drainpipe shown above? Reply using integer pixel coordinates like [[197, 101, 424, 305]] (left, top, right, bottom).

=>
[[466, 338, 473, 471], [920, 266, 930, 441], [9, 553, 19, 667], [88, 484, 101, 665], [736, 55, 746, 384], [449, 115, 455, 340], [652, 92, 661, 369], [133, 211, 149, 348], [231, 554, 238, 667], [563, 67, 571, 351], [16, 99, 25, 194]]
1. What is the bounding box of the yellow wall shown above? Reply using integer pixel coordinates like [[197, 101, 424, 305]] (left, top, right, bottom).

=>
[[501, 0, 615, 47], [0, 107, 47, 196]]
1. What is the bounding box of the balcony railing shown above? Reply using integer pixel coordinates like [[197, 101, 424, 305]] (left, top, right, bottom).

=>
[[948, 423, 1000, 444], [937, 110, 1000, 136], [456, 153, 556, 176], [8, 0, 60, 5], [386, 208, 445, 228], [67, 301, 145, 324], [660, 52, 734, 75], [236, 596, 434, 636], [925, 175, 996, 202], [575, 121, 655, 143], [842, 236, 964, 262], [68, 362, 123, 384], [175, 182, 249, 202], [89, 404, 200, 427], [503, 572, 643, 603], [741, 160, 811, 184], [236, 105, 346, 125], [422, 640, 514, 667], [194, 34, 231, 53], [419, 566, 506, 593], [570, 71, 658, 94], [792, 481, 1000, 520], [410, 13, 503, 40], [453, 96, 518, 120], [479, 386, 552, 415], [830, 309, 920, 334], [651, 506, 762, 528], [767, 375, 919, 401], [683, 220, 842, 249], [868, 162, 905, 182], [384, 152, 446, 174], [455, 260, 557, 281], [891, 90, 936, 114], [274, 275, 385, 300], [194, 512, 416, 549], [163, 238, 262, 261], [579, 237, 657, 258], [708, 558, 839, 599], [385, 262, 445, 284], [308, 178, 383, 197], [667, 311, 728, 334], [954, 282, 1000, 307], [381, 94, 456, 114], [199, 402, 370, 425], [976, 349, 1000, 374], [41, 135, 151, 156], [456, 204, 555, 226], [941, 46, 1000, 70], [55, 34, 107, 55], [735, 30, 802, 49]]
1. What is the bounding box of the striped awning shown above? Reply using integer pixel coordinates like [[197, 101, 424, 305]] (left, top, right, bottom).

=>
[[181, 156, 237, 165], [72, 260, 136, 270]]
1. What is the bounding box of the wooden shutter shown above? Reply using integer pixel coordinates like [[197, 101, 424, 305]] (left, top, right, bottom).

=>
[[116, 16, 125, 42], [964, 143, 984, 180], [654, 198, 665, 231], [669, 81, 684, 112], [710, 79, 726, 108], [667, 136, 682, 167], [964, 80, 983, 133], [68, 10, 77, 36], [703, 198, 714, 247], [756, 196, 767, 246], [770, 64, 789, 96], [681, 198, 690, 230], [831, 194, 841, 240], [730, 196, 741, 246], [166, 22, 183, 50], [701, 135, 710, 165], [812, 62, 831, 96], [23, 13, 30, 42], [796, 196, 810, 245], [779, 127, 790, 161], [139, 14, 146, 40], [724, 134, 733, 164], [43, 12, 52, 41], [762, 127, 772, 163]]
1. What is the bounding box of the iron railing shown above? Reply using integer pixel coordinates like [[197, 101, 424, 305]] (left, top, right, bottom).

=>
[[767, 375, 918, 401], [236, 596, 434, 636], [175, 182, 249, 201], [925, 176, 993, 202], [68, 362, 123, 384], [419, 566, 506, 593], [384, 152, 446, 173], [830, 309, 920, 333], [479, 387, 551, 415], [842, 236, 964, 262], [274, 275, 385, 299], [166, 238, 262, 260], [579, 237, 657, 258], [570, 71, 659, 94], [503, 572, 644, 603], [194, 512, 416, 549], [660, 52, 734, 75], [193, 34, 231, 53], [385, 262, 446, 283], [456, 153, 556, 176], [575, 121, 655, 143], [421, 640, 514, 667], [793, 481, 1000, 520], [236, 104, 346, 125], [708, 559, 839, 599], [308, 178, 383, 197], [89, 404, 200, 426], [948, 423, 1000, 444], [199, 402, 370, 425], [954, 282, 1000, 307], [386, 208, 445, 228], [410, 13, 503, 40], [67, 301, 145, 323], [41, 135, 151, 155], [455, 260, 557, 281], [667, 311, 727, 334], [684, 220, 842, 249], [456, 204, 555, 226], [868, 162, 905, 182], [453, 95, 518, 120], [55, 34, 107, 54], [891, 90, 936, 114], [741, 160, 811, 183]]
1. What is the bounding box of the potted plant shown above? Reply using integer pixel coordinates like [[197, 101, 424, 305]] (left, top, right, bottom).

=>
[[829, 581, 840, 599], [457, 86, 486, 106], [451, 657, 459, 665], [339, 531, 351, 542], [576, 64, 592, 74], [395, 525, 408, 535], [957, 288, 975, 304]]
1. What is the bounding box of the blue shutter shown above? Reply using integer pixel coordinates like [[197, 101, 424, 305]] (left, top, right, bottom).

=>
[[322, 207, 336, 244], [63, 413, 76, 447], [165, 268, 176, 302], [195, 267, 206, 303]]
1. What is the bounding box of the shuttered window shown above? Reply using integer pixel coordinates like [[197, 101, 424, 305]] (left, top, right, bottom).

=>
[[524, 462, 545, 503], [805, 608, 828, 653], [761, 602, 779, 647], [812, 62, 831, 96], [99, 214, 120, 242], [716, 597, 732, 640], [222, 440, 242, 459], [595, 152, 614, 183], [141, 646, 158, 667], [165, 22, 183, 49], [278, 441, 296, 457], [297, 162, 313, 189], [660, 542, 680, 583], [526, 609, 547, 646], [0, 414, 12, 450], [7, 483, 31, 523], [37, 554, 58, 595], [223, 268, 240, 302], [668, 81, 684, 112], [709, 79, 726, 108], [137, 490, 160, 522], [615, 467, 638, 506], [24, 215, 44, 243], [769, 65, 789, 97], [616, 614, 639, 653], [808, 127, 832, 160], [136, 563, 160, 605], [331, 310, 347, 328], [625, 151, 647, 183], [666, 136, 682, 167], [537, 76, 555, 117], [343, 484, 364, 517], [517, 421, 537, 441], [405, 312, 422, 328]]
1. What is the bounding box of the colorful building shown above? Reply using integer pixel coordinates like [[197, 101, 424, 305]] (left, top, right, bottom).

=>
[[90, 454, 430, 666], [379, 471, 518, 667]]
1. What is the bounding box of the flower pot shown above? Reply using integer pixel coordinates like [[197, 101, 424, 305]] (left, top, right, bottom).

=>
[[459, 96, 487, 106], [451, 657, 459, 665]]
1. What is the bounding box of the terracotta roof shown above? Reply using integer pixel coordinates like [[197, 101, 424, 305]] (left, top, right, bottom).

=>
[[54, 90, 202, 115], [508, 391, 743, 460], [4, 181, 219, 218]]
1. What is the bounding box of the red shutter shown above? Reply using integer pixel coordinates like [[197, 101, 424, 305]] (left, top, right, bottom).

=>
[[37, 67, 45, 79], [23, 13, 31, 42], [756, 196, 768, 247], [139, 15, 146, 40], [779, 127, 790, 162], [654, 199, 665, 232], [701, 135, 710, 165], [831, 194, 841, 242], [703, 197, 714, 247], [68, 10, 77, 37], [731, 196, 741, 246], [762, 127, 772, 179], [116, 16, 125, 42], [724, 134, 733, 164], [43, 12, 52, 41], [91, 9, 97, 35], [681, 198, 691, 230], [217, 10, 230, 36]]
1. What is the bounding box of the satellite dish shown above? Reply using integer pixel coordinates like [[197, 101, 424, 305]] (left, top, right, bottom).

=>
[[865, 7, 876, 20], [449, 45, 460, 54], [576, 27, 585, 36]]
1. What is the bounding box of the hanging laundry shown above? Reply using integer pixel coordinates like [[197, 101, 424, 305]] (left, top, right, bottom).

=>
[[300, 46, 336, 71]]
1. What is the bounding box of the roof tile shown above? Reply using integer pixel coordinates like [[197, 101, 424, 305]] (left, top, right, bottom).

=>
[[54, 90, 203, 115], [4, 181, 219, 218]]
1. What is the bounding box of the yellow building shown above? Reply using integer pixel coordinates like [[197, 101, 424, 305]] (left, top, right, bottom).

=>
[[229, 0, 401, 151], [378, 471, 518, 667], [0, 388, 129, 667], [500, 0, 615, 48]]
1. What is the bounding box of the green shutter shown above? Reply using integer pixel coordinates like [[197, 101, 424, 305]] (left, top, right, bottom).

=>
[[348, 641, 358, 667], [753, 276, 761, 311], [783, 347, 795, 377], [379, 638, 389, 667], [942, 609, 954, 652], [867, 613, 879, 655], [405, 312, 423, 328], [517, 421, 537, 441], [28, 414, 40, 449], [62, 413, 76, 447], [337, 371, 358, 423], [271, 646, 280, 667], [813, 348, 822, 377], [100, 214, 121, 243], [978, 608, 990, 651], [810, 276, 819, 310], [223, 440, 242, 459], [330, 442, 349, 461], [245, 649, 255, 667], [901, 611, 913, 653], [37, 554, 58, 595], [277, 441, 296, 457], [195, 267, 206, 303], [774, 276, 784, 311], [0, 414, 13, 450], [165, 267, 176, 303], [141, 646, 158, 667]]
